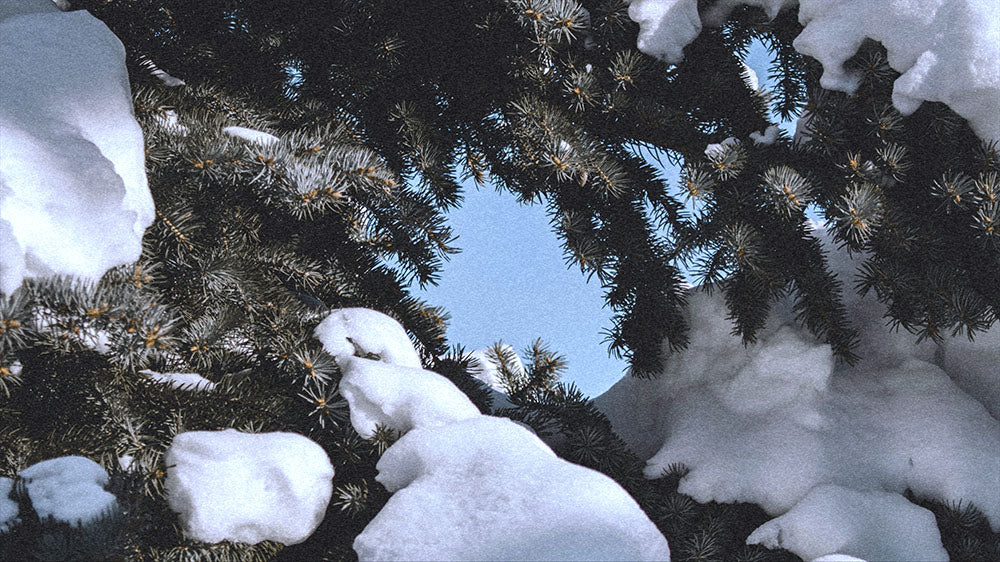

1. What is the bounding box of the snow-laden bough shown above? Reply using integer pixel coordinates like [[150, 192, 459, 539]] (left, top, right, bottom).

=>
[[0, 0, 154, 295], [627, 0, 1000, 141]]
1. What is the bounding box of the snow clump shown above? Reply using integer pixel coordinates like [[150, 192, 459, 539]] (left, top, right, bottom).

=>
[[356, 416, 672, 561], [0, 477, 18, 533], [627, 0, 1000, 141], [139, 369, 216, 392], [314, 307, 671, 560], [18, 456, 117, 527], [0, 0, 154, 295], [750, 125, 780, 145], [222, 126, 279, 146], [336, 355, 480, 438], [165, 429, 334, 545], [746, 485, 948, 561], [314, 308, 421, 369]]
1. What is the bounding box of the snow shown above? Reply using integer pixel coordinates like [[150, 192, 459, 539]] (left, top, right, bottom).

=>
[[118, 455, 136, 472], [810, 555, 866, 562], [627, 0, 1000, 141], [355, 416, 671, 561], [164, 429, 334, 545], [18, 456, 117, 527], [746, 485, 948, 562], [0, 0, 154, 295], [314, 308, 421, 369], [139, 369, 216, 391], [337, 355, 480, 438], [317, 308, 480, 437], [750, 124, 780, 145], [312, 308, 671, 560], [938, 325, 1000, 419], [794, 0, 999, 141], [222, 126, 279, 146], [628, 0, 702, 64], [0, 477, 17, 533], [595, 229, 1000, 559], [704, 136, 739, 159]]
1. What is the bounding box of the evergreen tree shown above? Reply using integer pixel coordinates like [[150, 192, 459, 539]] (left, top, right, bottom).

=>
[[76, 0, 998, 374], [2, 0, 998, 560]]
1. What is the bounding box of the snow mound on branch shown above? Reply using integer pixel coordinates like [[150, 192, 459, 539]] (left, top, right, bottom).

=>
[[750, 125, 780, 145], [18, 456, 117, 527], [140, 369, 216, 391], [222, 126, 279, 146], [337, 355, 480, 438], [165, 429, 334, 545], [595, 229, 1000, 556], [628, 0, 702, 63], [355, 416, 672, 561], [315, 308, 421, 368], [313, 308, 671, 560], [0, 1, 154, 296], [315, 307, 478, 437], [0, 477, 18, 533], [627, 0, 1000, 141], [746, 485, 948, 561]]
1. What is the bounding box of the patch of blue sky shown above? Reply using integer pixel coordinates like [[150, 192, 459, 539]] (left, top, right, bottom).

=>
[[408, 38, 818, 397]]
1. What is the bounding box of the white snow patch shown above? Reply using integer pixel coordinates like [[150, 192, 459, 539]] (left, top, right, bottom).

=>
[[355, 416, 671, 561], [596, 230, 1000, 539], [165, 429, 334, 545], [222, 126, 279, 146], [0, 1, 154, 295], [810, 555, 867, 562], [18, 456, 117, 527], [628, 0, 702, 64], [704, 136, 739, 159], [118, 455, 136, 472], [337, 355, 480, 438], [746, 485, 948, 562], [315, 308, 421, 368], [750, 124, 780, 145], [140, 369, 216, 391], [627, 0, 1000, 141], [0, 477, 18, 533]]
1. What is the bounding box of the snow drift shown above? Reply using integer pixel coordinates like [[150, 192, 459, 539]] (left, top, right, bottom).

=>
[[0, 0, 154, 295], [356, 416, 672, 561], [595, 230, 1000, 560], [316, 308, 671, 561], [746, 485, 949, 561]]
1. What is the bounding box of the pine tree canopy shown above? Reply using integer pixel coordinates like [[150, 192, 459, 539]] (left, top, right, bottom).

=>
[[3, 1, 1000, 560], [67, 0, 997, 377]]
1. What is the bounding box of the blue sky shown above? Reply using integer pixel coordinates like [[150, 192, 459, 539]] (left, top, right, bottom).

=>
[[415, 42, 777, 397]]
